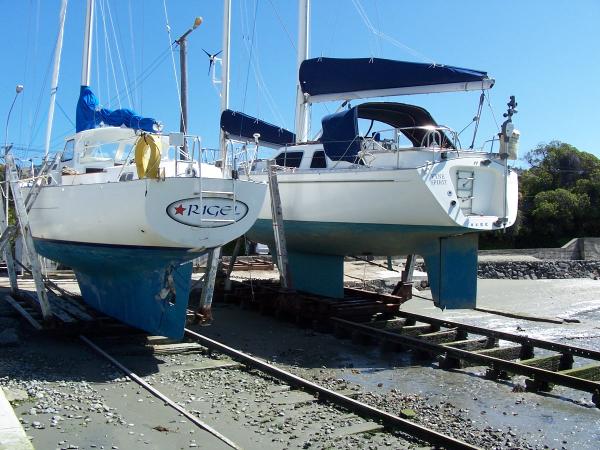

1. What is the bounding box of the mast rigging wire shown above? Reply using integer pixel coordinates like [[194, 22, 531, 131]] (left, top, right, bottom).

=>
[[26, 54, 54, 158], [128, 0, 139, 110], [55, 101, 76, 128], [238, 0, 288, 128], [350, 0, 435, 64], [94, 9, 102, 102], [107, 45, 174, 107], [104, 0, 134, 108], [373, 0, 383, 56], [241, 0, 260, 114], [265, 0, 296, 51], [98, 0, 122, 109], [162, 0, 185, 134], [18, 0, 36, 147]]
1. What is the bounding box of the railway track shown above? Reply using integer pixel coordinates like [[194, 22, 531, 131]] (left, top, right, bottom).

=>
[[221, 280, 600, 408], [7, 277, 600, 409], [3, 289, 478, 448], [3, 274, 600, 448], [78, 326, 477, 449]]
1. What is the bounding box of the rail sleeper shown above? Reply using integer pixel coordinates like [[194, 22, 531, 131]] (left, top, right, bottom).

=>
[[559, 363, 600, 381]]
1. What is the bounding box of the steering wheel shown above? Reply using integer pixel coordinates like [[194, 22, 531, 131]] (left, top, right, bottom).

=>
[[420, 129, 442, 148]]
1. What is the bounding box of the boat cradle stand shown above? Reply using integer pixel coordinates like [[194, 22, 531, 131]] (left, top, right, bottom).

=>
[[1, 153, 60, 323]]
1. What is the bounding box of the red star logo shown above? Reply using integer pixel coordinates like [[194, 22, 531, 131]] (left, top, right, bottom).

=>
[[174, 204, 185, 215]]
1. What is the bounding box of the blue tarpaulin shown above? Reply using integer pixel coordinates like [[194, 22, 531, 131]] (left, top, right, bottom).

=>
[[220, 109, 295, 147], [299, 58, 494, 103], [321, 107, 361, 163], [76, 86, 160, 133]]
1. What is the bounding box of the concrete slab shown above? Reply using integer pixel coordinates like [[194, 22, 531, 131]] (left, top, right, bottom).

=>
[[0, 387, 34, 450], [333, 420, 384, 436], [269, 389, 315, 406]]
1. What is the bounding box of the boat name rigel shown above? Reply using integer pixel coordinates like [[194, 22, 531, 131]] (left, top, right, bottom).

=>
[[166, 198, 249, 227]]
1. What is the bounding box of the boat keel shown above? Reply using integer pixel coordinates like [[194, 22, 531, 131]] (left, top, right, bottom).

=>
[[277, 233, 479, 309], [34, 239, 197, 339], [288, 252, 344, 298], [422, 233, 478, 309]]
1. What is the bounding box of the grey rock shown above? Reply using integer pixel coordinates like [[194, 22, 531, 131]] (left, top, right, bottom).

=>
[[3, 387, 28, 402]]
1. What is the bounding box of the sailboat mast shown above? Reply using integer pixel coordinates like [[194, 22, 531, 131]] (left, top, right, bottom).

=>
[[219, 0, 232, 166], [81, 0, 95, 87], [294, 0, 310, 143], [44, 0, 68, 158]]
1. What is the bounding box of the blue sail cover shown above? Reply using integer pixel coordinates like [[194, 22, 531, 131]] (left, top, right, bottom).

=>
[[321, 107, 361, 163], [220, 110, 295, 147], [299, 58, 494, 103], [76, 86, 160, 132]]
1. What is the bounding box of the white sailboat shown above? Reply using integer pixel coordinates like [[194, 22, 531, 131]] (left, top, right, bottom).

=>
[[24, 0, 266, 338], [220, 0, 519, 308]]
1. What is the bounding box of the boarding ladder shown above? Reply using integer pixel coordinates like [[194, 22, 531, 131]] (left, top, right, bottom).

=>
[[196, 154, 238, 321], [0, 152, 55, 320], [456, 170, 475, 215]]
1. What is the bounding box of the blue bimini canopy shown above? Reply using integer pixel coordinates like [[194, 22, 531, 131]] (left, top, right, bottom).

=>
[[220, 109, 295, 148], [320, 107, 362, 163], [76, 86, 161, 133], [299, 58, 494, 103]]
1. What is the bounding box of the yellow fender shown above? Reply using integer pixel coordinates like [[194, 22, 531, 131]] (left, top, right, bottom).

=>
[[135, 134, 162, 179]]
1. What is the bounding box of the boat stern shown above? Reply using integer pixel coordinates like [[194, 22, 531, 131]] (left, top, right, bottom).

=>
[[424, 156, 519, 232]]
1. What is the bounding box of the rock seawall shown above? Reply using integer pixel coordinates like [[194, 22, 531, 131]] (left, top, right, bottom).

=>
[[477, 260, 600, 280]]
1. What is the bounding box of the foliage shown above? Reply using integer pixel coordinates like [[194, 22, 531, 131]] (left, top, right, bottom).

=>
[[480, 141, 600, 249]]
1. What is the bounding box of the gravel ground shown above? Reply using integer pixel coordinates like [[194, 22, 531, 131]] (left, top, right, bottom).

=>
[[192, 302, 600, 449], [0, 297, 420, 449], [2, 272, 600, 449]]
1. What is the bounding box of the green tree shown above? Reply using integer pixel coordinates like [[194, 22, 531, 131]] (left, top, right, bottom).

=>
[[482, 141, 600, 248], [531, 188, 589, 238]]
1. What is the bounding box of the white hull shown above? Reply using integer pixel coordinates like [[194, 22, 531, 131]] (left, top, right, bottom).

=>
[[252, 152, 517, 235], [29, 176, 266, 250]]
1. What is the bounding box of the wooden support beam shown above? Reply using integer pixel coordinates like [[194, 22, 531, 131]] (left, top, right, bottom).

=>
[[449, 345, 523, 370], [392, 324, 432, 337], [417, 329, 459, 345], [475, 345, 523, 360], [3, 295, 42, 330], [443, 337, 491, 351], [367, 318, 407, 330], [559, 364, 600, 381], [520, 354, 563, 371]]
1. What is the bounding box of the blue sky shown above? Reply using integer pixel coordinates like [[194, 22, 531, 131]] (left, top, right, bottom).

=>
[[1, 0, 599, 165]]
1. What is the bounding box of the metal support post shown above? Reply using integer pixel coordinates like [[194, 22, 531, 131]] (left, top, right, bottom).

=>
[[267, 160, 291, 288], [224, 236, 243, 291], [0, 190, 18, 295], [5, 153, 52, 320], [392, 254, 416, 300], [197, 247, 221, 324]]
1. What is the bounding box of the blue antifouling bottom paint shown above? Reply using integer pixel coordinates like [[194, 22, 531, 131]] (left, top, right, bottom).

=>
[[34, 239, 202, 339]]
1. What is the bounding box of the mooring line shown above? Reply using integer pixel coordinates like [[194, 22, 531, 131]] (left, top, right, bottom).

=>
[[79, 334, 242, 450]]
